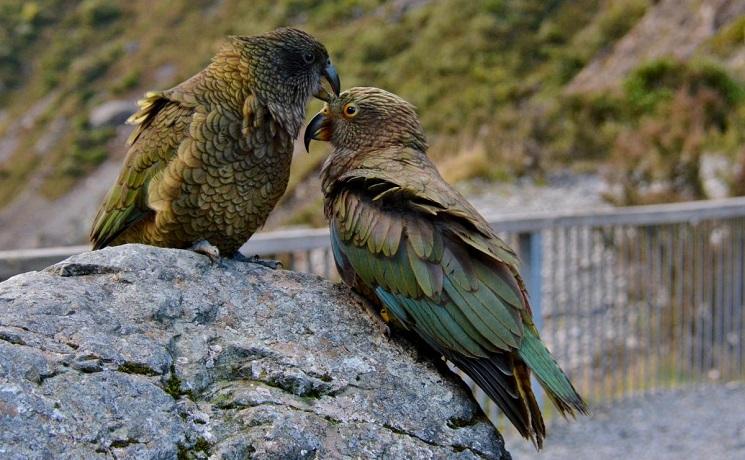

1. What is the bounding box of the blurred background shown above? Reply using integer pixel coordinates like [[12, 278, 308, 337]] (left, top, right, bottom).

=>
[[1, 1, 745, 458], [1, 0, 745, 247]]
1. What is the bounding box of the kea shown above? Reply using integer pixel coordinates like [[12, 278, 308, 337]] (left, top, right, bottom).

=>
[[305, 87, 588, 448], [90, 28, 340, 261]]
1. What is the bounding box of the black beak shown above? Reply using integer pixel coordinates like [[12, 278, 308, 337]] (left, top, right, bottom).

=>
[[304, 110, 332, 152], [315, 60, 341, 102]]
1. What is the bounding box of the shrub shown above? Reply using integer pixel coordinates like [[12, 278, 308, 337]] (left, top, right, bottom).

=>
[[60, 116, 115, 177], [607, 87, 726, 204], [79, 0, 121, 27], [624, 59, 745, 115]]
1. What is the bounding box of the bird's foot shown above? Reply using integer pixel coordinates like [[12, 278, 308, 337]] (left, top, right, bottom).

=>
[[379, 322, 391, 338], [232, 253, 283, 270], [361, 302, 391, 338], [190, 240, 221, 264], [378, 309, 392, 339]]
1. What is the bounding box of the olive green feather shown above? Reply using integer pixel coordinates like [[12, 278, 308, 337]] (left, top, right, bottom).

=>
[[91, 28, 335, 255]]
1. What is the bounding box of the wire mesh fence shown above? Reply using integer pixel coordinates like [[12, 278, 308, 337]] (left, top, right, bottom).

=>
[[534, 217, 745, 406]]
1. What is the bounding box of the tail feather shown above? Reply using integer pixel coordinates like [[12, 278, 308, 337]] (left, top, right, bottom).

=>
[[447, 351, 546, 447], [430, 325, 586, 449], [518, 328, 589, 416], [514, 361, 546, 449]]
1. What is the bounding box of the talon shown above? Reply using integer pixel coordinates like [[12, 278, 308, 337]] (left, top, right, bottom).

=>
[[232, 252, 282, 269], [251, 256, 283, 270], [190, 240, 221, 264], [379, 307, 392, 338], [359, 301, 392, 338], [231, 252, 252, 263]]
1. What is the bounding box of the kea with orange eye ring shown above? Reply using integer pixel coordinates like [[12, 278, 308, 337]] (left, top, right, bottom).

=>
[[91, 28, 340, 263], [305, 87, 587, 448]]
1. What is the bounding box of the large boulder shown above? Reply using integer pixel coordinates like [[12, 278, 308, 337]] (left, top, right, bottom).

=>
[[0, 245, 509, 459]]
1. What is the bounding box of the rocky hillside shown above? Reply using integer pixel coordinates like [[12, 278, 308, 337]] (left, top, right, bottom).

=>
[[0, 244, 507, 459], [1, 0, 745, 249], [567, 0, 745, 93]]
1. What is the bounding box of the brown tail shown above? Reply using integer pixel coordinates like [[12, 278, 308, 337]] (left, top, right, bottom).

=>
[[447, 351, 546, 448]]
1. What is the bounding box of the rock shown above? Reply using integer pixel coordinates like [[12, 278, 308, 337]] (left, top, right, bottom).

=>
[[0, 244, 509, 459], [155, 64, 177, 86], [33, 117, 68, 157], [0, 91, 59, 164], [700, 153, 731, 199], [566, 0, 745, 94], [89, 100, 135, 128]]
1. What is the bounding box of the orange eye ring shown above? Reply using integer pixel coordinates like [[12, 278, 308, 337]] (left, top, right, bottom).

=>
[[342, 103, 358, 118]]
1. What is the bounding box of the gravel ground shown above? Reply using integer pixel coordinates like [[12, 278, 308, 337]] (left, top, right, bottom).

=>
[[457, 171, 610, 218], [504, 383, 745, 460]]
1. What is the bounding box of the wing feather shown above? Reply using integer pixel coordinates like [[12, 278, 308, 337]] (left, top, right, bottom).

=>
[[90, 92, 193, 248]]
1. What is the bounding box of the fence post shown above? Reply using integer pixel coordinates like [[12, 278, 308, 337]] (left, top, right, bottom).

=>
[[518, 231, 543, 331], [518, 231, 544, 406]]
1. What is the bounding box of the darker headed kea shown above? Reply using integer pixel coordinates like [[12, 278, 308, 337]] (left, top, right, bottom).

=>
[[306, 87, 588, 448], [91, 28, 340, 259]]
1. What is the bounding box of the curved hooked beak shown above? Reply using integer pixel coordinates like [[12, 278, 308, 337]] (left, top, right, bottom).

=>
[[304, 110, 332, 152], [314, 60, 341, 102]]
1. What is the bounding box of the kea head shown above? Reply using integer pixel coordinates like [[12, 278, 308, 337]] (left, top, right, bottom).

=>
[[304, 87, 427, 153], [232, 27, 340, 134]]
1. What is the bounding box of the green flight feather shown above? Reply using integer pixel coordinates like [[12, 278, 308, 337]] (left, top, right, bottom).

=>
[[442, 245, 479, 291], [518, 327, 589, 416], [453, 226, 521, 269], [405, 240, 441, 298], [382, 216, 403, 257], [377, 288, 484, 357], [441, 295, 500, 354], [472, 279, 523, 336], [441, 278, 513, 350], [406, 215, 434, 259], [393, 243, 421, 297], [369, 214, 391, 254], [473, 260, 523, 308]]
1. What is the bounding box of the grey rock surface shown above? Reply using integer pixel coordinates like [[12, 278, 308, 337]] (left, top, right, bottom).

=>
[[0, 244, 508, 459]]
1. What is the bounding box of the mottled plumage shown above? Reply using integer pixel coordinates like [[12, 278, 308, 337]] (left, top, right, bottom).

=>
[[91, 28, 340, 256], [307, 87, 587, 448]]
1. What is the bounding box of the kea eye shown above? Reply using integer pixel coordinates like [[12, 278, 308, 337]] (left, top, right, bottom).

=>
[[302, 52, 315, 64], [343, 103, 358, 118]]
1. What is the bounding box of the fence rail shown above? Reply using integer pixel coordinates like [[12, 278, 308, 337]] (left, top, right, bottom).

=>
[[2, 196, 745, 410]]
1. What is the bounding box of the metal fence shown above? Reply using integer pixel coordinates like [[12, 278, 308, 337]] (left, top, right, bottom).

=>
[[2, 197, 745, 409], [507, 198, 745, 407]]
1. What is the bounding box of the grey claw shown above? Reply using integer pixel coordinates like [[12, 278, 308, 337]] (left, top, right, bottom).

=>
[[232, 253, 282, 269], [190, 240, 221, 264]]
